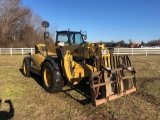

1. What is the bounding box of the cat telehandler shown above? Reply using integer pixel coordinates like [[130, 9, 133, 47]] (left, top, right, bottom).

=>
[[22, 21, 137, 106]]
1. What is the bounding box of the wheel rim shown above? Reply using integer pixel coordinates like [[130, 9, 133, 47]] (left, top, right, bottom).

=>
[[23, 61, 27, 75], [44, 68, 52, 87]]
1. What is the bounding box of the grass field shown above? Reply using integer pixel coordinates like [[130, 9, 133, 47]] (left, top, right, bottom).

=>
[[0, 55, 160, 120]]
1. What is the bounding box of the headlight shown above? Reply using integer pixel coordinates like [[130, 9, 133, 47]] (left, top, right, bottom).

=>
[[101, 50, 108, 54]]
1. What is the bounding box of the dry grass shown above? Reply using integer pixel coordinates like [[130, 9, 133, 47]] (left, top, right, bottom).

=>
[[0, 55, 160, 120]]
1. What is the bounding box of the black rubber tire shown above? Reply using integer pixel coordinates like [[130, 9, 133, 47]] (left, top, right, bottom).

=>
[[23, 57, 31, 77], [42, 61, 64, 93]]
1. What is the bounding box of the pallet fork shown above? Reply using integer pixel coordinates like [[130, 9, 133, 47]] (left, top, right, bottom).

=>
[[89, 55, 137, 106]]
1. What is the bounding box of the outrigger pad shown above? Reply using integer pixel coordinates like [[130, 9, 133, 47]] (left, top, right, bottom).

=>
[[89, 55, 137, 106]]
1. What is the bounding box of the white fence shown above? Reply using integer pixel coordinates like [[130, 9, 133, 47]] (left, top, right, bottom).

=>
[[0, 48, 35, 55], [114, 48, 160, 55], [0, 48, 160, 56]]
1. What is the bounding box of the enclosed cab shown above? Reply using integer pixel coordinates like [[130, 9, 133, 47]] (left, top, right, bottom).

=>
[[56, 30, 87, 46]]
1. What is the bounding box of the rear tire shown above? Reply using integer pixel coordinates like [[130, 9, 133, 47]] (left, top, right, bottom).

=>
[[23, 57, 31, 77], [42, 61, 64, 93]]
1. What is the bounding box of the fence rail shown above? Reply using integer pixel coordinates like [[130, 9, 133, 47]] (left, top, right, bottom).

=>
[[0, 48, 160, 56], [0, 48, 35, 55], [113, 48, 160, 55]]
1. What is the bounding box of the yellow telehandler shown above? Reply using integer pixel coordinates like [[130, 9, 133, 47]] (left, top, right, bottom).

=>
[[22, 21, 137, 106]]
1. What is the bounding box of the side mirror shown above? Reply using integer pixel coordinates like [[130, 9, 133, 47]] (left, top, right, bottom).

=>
[[41, 21, 50, 56], [44, 31, 49, 39], [83, 34, 87, 40], [42, 21, 50, 28], [42, 21, 50, 40], [82, 31, 87, 40]]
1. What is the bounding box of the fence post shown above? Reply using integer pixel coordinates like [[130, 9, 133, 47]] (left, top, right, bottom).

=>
[[132, 48, 133, 55], [10, 48, 12, 55], [146, 48, 147, 56], [31, 48, 32, 55], [22, 48, 24, 55], [118, 48, 119, 55], [0, 48, 1, 55]]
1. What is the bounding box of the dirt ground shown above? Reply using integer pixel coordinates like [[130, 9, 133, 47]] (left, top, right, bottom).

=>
[[0, 55, 160, 120]]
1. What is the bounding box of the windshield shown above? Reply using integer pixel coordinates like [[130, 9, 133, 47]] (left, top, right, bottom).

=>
[[57, 32, 83, 46], [69, 33, 83, 45]]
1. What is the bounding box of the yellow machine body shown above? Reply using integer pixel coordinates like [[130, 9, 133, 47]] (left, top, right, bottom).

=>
[[23, 29, 137, 106], [31, 42, 111, 85]]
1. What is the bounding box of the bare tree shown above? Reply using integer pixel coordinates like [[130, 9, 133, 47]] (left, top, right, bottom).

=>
[[0, 0, 31, 47], [0, 0, 57, 47]]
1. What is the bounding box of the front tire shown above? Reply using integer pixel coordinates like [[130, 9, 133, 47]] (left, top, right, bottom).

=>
[[23, 57, 31, 77], [42, 61, 64, 93]]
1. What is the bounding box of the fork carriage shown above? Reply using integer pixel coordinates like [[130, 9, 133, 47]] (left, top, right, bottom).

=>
[[90, 55, 137, 106]]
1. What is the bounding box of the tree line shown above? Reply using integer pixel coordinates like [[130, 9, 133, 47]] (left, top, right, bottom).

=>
[[0, 0, 53, 48], [100, 39, 160, 48]]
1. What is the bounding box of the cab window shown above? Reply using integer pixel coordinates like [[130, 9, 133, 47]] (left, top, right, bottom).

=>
[[70, 33, 82, 45], [57, 33, 69, 46]]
